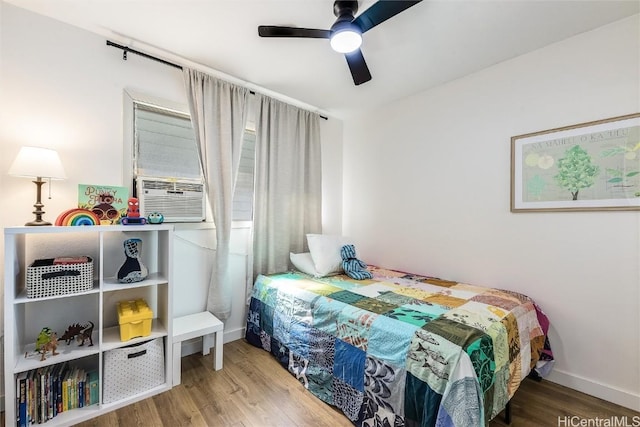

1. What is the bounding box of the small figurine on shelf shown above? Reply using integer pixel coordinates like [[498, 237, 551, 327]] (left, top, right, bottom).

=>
[[60, 323, 84, 345], [117, 238, 149, 283], [147, 212, 164, 224], [120, 197, 146, 225], [77, 321, 94, 346], [38, 332, 59, 361], [28, 327, 59, 361], [35, 327, 53, 351], [60, 321, 94, 346]]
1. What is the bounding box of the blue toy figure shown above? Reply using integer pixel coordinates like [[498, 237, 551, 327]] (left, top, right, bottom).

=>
[[341, 244, 372, 280], [147, 212, 164, 224]]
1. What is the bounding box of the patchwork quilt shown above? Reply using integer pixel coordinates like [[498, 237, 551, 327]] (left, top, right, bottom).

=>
[[245, 266, 552, 427]]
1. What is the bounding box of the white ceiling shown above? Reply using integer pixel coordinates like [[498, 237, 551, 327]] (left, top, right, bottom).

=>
[[5, 0, 640, 118]]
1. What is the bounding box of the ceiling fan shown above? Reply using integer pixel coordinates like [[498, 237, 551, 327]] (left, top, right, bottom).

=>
[[258, 0, 422, 86]]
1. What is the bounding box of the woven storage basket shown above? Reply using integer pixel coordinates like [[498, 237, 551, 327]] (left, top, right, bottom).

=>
[[103, 338, 165, 404], [26, 257, 93, 298]]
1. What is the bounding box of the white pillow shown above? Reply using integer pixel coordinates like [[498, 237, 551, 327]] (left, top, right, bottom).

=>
[[289, 252, 320, 276], [306, 234, 350, 277]]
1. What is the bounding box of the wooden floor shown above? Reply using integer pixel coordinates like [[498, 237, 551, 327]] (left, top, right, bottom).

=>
[[65, 339, 638, 427]]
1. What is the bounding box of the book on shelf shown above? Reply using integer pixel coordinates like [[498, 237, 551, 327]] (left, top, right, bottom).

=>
[[79, 369, 85, 408], [16, 372, 27, 427], [67, 365, 78, 411], [87, 370, 99, 406], [40, 367, 46, 422], [78, 184, 129, 225], [58, 361, 69, 414], [27, 369, 36, 425], [51, 361, 66, 417]]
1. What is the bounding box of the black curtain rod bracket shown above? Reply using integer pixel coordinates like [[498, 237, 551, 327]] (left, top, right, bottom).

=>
[[106, 40, 328, 120], [107, 40, 182, 70]]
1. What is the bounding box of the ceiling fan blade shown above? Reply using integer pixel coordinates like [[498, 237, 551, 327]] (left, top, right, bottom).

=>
[[353, 0, 422, 33], [344, 49, 372, 85], [258, 26, 331, 38]]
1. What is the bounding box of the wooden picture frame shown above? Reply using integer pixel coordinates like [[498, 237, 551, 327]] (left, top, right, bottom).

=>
[[511, 113, 640, 212]]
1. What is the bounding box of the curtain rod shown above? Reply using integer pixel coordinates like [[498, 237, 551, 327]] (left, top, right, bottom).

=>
[[106, 40, 328, 120]]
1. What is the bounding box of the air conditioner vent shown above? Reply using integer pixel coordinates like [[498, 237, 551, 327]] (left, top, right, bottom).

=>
[[137, 177, 205, 222], [174, 182, 204, 193], [142, 180, 173, 191]]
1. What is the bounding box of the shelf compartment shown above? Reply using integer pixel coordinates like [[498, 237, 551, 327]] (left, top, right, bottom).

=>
[[102, 337, 165, 404], [101, 228, 170, 282], [15, 353, 100, 426]]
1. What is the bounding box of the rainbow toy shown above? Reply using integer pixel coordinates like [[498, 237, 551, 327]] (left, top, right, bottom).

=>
[[55, 208, 101, 226]]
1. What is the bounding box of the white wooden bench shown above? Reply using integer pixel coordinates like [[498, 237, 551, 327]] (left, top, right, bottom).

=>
[[172, 311, 224, 386]]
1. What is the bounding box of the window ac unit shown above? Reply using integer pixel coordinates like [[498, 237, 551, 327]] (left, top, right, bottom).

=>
[[137, 177, 206, 222]]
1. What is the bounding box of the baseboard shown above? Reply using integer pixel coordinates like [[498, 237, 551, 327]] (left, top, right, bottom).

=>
[[179, 326, 245, 357], [223, 326, 246, 344], [546, 369, 640, 412]]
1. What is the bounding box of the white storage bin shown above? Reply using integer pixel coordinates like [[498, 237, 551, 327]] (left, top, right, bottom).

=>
[[103, 337, 165, 404], [26, 257, 93, 298]]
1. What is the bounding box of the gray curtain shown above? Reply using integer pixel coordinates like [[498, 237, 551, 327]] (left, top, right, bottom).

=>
[[251, 94, 322, 294], [183, 68, 249, 319]]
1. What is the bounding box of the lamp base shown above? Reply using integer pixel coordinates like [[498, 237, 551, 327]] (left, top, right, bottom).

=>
[[26, 178, 52, 226], [25, 219, 52, 226]]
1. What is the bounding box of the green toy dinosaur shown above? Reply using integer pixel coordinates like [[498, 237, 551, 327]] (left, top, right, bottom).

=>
[[35, 327, 52, 352]]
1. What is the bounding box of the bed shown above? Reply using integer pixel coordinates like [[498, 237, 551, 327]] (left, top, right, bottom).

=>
[[245, 265, 552, 427]]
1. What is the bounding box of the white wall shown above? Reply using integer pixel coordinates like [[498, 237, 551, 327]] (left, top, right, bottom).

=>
[[343, 15, 640, 410], [0, 3, 343, 350], [321, 117, 344, 235]]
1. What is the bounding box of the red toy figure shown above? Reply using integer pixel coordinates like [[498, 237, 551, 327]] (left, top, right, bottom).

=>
[[127, 197, 140, 218], [121, 197, 146, 225]]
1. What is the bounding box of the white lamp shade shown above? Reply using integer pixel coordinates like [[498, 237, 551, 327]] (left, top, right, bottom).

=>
[[9, 146, 66, 180]]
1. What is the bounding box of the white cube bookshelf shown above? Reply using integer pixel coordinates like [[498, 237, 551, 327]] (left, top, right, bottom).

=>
[[3, 224, 174, 426]]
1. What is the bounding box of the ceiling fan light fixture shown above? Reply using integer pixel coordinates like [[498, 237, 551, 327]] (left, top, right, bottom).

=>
[[258, 0, 423, 85], [330, 21, 362, 53]]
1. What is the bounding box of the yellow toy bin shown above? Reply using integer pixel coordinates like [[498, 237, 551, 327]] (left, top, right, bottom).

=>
[[117, 299, 153, 342]]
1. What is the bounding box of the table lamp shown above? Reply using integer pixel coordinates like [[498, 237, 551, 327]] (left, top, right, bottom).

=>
[[9, 146, 67, 226]]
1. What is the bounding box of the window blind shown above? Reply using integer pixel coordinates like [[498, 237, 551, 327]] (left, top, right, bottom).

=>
[[134, 104, 201, 180]]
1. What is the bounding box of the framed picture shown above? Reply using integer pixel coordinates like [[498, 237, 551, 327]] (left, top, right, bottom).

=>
[[511, 113, 640, 212]]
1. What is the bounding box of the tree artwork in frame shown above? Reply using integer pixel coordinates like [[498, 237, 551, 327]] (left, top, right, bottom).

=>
[[511, 113, 640, 212]]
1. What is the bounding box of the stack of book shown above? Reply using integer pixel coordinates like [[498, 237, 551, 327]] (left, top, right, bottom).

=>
[[16, 362, 99, 426]]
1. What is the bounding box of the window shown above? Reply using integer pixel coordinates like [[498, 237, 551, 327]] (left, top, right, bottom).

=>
[[124, 90, 255, 222]]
